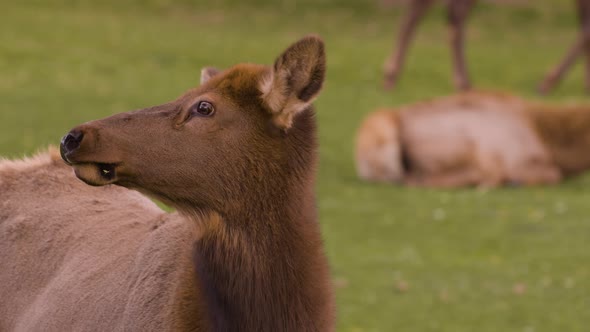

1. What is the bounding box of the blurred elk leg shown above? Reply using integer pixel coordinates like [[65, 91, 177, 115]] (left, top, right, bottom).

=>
[[578, 0, 590, 91], [538, 0, 590, 94], [583, 36, 590, 92], [538, 37, 584, 94], [383, 0, 435, 90], [448, 0, 476, 91]]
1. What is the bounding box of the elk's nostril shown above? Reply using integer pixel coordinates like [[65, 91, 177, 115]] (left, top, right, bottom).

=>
[[61, 130, 84, 153]]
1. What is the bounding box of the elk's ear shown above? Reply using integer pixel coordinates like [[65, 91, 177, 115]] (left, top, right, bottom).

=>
[[259, 35, 326, 129], [200, 67, 221, 85]]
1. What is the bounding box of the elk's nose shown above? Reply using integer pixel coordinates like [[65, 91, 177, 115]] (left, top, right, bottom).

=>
[[60, 129, 84, 155]]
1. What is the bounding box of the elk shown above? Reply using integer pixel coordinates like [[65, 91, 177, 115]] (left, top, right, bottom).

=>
[[355, 91, 590, 187], [383, 0, 590, 94], [539, 0, 590, 94], [383, 0, 476, 91], [0, 35, 335, 331]]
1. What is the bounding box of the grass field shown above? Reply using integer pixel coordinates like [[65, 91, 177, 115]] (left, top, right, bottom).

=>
[[1, 1, 589, 331]]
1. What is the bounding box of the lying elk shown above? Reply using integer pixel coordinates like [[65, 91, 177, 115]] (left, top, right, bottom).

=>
[[383, 0, 590, 94], [0, 35, 334, 331], [355, 91, 590, 187]]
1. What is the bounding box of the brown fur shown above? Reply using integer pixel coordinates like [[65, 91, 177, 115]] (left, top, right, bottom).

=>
[[355, 91, 590, 188], [1, 36, 334, 331], [527, 104, 590, 175]]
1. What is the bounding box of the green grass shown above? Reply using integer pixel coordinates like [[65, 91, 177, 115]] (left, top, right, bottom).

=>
[[1, 1, 589, 331]]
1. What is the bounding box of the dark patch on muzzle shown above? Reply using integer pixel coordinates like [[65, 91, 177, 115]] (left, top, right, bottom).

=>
[[97, 163, 116, 180]]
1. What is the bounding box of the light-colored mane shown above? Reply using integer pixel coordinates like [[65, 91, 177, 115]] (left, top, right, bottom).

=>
[[0, 146, 61, 176]]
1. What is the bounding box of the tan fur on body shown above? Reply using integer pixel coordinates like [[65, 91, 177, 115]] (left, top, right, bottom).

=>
[[0, 149, 201, 331], [1, 36, 334, 331], [355, 91, 590, 188]]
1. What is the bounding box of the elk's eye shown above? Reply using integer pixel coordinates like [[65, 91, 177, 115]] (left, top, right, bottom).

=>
[[193, 101, 215, 117]]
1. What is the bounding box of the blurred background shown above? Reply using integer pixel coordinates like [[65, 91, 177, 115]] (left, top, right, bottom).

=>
[[1, 0, 589, 331]]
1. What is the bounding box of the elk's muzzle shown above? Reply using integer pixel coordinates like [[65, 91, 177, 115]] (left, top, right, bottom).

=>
[[60, 126, 121, 186]]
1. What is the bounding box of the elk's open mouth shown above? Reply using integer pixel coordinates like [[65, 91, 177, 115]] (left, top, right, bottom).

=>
[[96, 163, 117, 180], [60, 142, 121, 186], [69, 162, 120, 186]]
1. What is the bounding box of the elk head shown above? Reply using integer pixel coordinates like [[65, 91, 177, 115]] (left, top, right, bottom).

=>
[[60, 35, 326, 217]]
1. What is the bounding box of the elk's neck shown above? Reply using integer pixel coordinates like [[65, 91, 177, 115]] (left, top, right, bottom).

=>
[[189, 107, 333, 330], [191, 188, 333, 332], [529, 105, 590, 175]]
